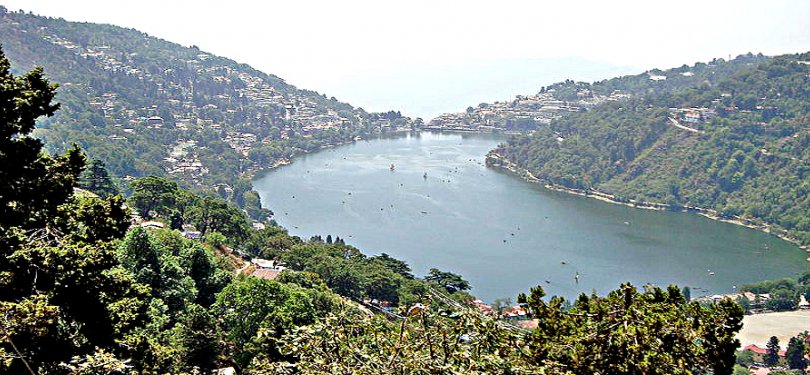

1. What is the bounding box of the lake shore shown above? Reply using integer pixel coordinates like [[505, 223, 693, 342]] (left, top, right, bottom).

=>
[[485, 152, 809, 255]]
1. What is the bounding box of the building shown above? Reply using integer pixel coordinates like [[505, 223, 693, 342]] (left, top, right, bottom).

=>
[[503, 305, 529, 320], [145, 116, 164, 127], [742, 344, 785, 364], [251, 258, 275, 269], [250, 268, 281, 280]]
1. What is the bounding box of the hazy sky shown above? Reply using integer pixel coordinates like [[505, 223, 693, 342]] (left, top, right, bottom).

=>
[[5, 1, 810, 118]]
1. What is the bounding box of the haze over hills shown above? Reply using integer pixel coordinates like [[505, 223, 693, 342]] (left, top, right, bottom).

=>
[[316, 56, 636, 119]]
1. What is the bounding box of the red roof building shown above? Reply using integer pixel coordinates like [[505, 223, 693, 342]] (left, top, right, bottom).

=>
[[250, 268, 281, 280]]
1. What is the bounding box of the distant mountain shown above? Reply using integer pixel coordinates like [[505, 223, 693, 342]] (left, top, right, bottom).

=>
[[489, 51, 810, 245], [0, 8, 413, 194]]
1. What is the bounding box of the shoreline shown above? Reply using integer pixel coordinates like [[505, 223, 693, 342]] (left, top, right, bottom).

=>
[[246, 128, 416, 179], [486, 152, 809, 255]]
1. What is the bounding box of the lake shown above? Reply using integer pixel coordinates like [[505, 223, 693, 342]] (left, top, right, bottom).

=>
[[253, 131, 807, 303]]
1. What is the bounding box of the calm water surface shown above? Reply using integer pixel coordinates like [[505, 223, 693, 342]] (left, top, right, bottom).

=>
[[253, 132, 807, 303]]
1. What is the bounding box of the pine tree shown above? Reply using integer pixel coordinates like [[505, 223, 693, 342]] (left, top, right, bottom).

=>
[[78, 158, 119, 197], [786, 336, 807, 370], [765, 336, 781, 366]]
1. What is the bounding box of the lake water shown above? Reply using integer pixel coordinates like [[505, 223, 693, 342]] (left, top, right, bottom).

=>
[[253, 131, 808, 303]]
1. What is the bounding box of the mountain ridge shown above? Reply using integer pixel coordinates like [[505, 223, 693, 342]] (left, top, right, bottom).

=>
[[0, 8, 414, 210]]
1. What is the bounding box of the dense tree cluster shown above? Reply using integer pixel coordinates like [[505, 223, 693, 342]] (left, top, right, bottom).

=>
[[129, 176, 251, 241], [258, 284, 744, 374], [243, 227, 438, 307], [739, 272, 810, 311]]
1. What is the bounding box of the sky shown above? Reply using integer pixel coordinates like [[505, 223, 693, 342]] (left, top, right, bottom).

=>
[[5, 0, 810, 118]]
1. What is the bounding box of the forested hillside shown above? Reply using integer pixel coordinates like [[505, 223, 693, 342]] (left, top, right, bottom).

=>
[[491, 52, 810, 244], [0, 8, 413, 217]]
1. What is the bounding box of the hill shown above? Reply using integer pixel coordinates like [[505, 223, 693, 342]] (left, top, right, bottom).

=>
[[489, 52, 810, 245], [428, 53, 768, 132], [0, 8, 413, 217]]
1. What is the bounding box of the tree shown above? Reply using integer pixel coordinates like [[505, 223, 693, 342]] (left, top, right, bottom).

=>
[[175, 304, 221, 371], [424, 268, 470, 293], [213, 278, 337, 367], [261, 282, 747, 374], [78, 159, 119, 198], [681, 286, 691, 301], [180, 242, 232, 307], [370, 253, 413, 279], [117, 228, 196, 314], [786, 336, 806, 370], [362, 263, 403, 304], [492, 297, 512, 315], [259, 304, 534, 374], [765, 336, 781, 366], [0, 48, 148, 373], [767, 289, 797, 311], [186, 196, 249, 241], [736, 349, 754, 367], [0, 49, 78, 237], [129, 176, 180, 219]]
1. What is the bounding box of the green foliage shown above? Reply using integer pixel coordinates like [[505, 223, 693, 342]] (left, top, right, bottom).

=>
[[78, 159, 119, 198], [520, 283, 743, 374], [213, 277, 340, 367], [244, 225, 299, 259], [129, 176, 180, 220], [118, 228, 196, 314], [786, 336, 807, 370], [129, 175, 251, 241], [204, 231, 227, 248], [736, 349, 755, 367], [0, 45, 151, 374], [741, 273, 810, 311], [272, 237, 414, 305], [424, 267, 471, 293], [766, 335, 781, 366], [732, 365, 750, 375], [186, 196, 250, 241], [494, 52, 810, 244], [370, 252, 414, 279], [259, 305, 535, 374], [260, 282, 745, 374], [114, 226, 234, 373]]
